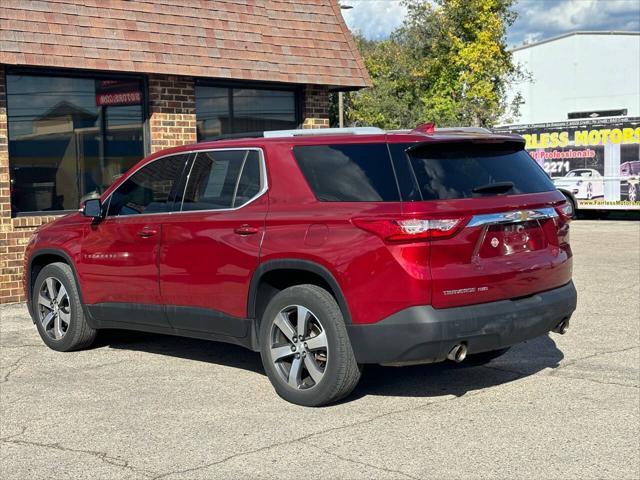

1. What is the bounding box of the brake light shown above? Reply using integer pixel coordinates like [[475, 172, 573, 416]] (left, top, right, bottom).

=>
[[352, 217, 466, 242], [554, 202, 573, 222]]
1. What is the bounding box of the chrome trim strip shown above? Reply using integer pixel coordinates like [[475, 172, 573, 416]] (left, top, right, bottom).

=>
[[467, 207, 558, 227], [103, 147, 268, 219]]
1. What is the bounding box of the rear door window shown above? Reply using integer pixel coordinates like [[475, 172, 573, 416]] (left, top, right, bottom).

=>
[[181, 149, 262, 211], [389, 142, 555, 201], [293, 144, 400, 201]]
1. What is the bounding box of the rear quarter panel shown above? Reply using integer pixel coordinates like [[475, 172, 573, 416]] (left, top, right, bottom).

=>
[[260, 144, 432, 325]]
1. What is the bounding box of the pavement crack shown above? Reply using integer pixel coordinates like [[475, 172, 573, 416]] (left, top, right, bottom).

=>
[[82, 359, 128, 371], [0, 344, 43, 349], [151, 391, 485, 480], [550, 373, 639, 389], [549, 345, 640, 376], [479, 364, 528, 378], [0, 437, 157, 477], [0, 425, 27, 442], [301, 440, 421, 479], [1, 354, 31, 383]]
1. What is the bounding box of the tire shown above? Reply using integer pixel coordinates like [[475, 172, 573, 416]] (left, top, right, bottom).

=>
[[32, 262, 96, 352], [561, 192, 577, 219], [628, 183, 637, 202], [259, 284, 361, 407], [463, 347, 510, 366]]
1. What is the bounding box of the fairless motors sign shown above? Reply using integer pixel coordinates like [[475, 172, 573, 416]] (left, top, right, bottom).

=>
[[496, 117, 640, 211]]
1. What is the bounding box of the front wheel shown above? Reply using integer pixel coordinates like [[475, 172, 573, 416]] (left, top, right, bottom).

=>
[[33, 262, 96, 352], [259, 284, 361, 407]]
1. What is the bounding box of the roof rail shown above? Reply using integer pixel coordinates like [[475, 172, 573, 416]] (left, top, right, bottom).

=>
[[436, 127, 492, 134], [263, 127, 384, 138]]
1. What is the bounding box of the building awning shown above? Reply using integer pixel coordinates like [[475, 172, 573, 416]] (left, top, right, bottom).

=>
[[0, 0, 371, 89]]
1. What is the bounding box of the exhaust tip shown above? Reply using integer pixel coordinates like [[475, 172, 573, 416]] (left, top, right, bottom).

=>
[[447, 343, 468, 363], [553, 318, 570, 335]]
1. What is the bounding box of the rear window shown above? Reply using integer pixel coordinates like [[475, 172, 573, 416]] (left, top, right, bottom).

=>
[[293, 144, 400, 202], [390, 142, 555, 201]]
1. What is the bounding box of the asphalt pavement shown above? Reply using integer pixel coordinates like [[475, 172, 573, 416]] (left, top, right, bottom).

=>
[[1, 219, 639, 479]]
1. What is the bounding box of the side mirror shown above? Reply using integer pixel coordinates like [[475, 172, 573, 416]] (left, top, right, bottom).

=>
[[82, 198, 103, 220]]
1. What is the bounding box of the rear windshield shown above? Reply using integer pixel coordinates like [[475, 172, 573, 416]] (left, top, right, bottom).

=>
[[293, 144, 400, 201], [293, 141, 554, 203], [390, 142, 555, 201]]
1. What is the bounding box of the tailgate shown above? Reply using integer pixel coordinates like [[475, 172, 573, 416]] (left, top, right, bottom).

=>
[[427, 203, 572, 308], [391, 138, 573, 309]]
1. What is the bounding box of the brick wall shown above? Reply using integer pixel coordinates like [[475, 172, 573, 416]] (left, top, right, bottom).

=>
[[302, 85, 330, 129], [0, 69, 331, 304], [148, 75, 197, 153], [0, 71, 200, 304], [0, 64, 36, 303]]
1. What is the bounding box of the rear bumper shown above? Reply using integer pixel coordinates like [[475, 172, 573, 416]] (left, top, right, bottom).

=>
[[347, 281, 577, 365]]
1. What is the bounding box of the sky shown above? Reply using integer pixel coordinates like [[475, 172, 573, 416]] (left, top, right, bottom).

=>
[[340, 0, 640, 47]]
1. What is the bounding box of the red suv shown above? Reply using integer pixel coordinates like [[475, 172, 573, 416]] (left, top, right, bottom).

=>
[[24, 126, 577, 406]]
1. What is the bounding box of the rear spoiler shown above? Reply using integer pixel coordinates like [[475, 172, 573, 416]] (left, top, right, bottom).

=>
[[406, 135, 526, 155]]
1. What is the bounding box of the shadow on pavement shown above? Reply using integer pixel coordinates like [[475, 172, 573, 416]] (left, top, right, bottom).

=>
[[97, 329, 563, 401], [96, 329, 265, 375], [349, 334, 563, 401]]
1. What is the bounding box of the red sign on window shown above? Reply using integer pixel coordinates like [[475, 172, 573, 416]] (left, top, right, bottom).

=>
[[95, 90, 142, 106]]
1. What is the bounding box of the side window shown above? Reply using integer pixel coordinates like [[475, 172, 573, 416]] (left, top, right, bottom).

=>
[[182, 150, 262, 211], [293, 144, 400, 202], [106, 154, 189, 216]]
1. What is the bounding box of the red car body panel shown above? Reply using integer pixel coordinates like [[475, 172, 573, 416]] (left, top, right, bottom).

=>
[[159, 194, 268, 319], [24, 131, 573, 331]]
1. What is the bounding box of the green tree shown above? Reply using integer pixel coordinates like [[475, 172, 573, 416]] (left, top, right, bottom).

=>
[[342, 0, 524, 129]]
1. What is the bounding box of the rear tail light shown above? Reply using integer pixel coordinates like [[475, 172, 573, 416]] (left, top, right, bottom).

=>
[[553, 202, 571, 245], [555, 202, 573, 219], [352, 217, 466, 242]]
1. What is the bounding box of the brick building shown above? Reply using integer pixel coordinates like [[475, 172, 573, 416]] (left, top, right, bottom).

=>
[[0, 0, 370, 303]]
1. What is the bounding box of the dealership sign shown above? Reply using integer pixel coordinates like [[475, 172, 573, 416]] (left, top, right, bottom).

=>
[[496, 117, 640, 211], [522, 127, 640, 149]]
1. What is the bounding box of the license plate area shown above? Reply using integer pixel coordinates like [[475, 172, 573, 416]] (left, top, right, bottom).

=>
[[477, 220, 547, 258]]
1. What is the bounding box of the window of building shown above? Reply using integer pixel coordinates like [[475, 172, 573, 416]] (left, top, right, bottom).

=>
[[182, 150, 263, 211], [195, 85, 298, 140], [6, 72, 146, 216], [106, 154, 189, 216]]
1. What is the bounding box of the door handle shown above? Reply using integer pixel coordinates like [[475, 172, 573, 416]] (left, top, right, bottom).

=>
[[137, 227, 158, 238], [234, 224, 259, 235]]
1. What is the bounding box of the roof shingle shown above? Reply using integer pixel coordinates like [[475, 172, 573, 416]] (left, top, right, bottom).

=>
[[0, 0, 370, 88]]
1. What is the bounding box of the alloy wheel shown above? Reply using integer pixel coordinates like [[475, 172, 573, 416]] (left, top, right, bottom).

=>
[[269, 305, 328, 390], [37, 277, 71, 340]]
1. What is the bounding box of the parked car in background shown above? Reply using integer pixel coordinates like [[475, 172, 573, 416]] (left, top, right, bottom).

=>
[[23, 126, 577, 406], [553, 168, 604, 200], [620, 161, 640, 202]]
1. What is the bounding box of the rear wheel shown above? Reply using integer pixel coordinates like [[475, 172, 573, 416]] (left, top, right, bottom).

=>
[[33, 262, 96, 352], [259, 284, 361, 407]]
